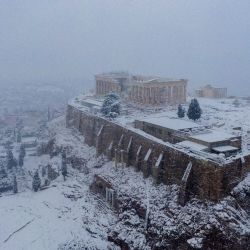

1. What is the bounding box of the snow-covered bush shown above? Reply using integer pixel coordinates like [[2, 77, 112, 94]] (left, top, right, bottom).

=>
[[177, 104, 185, 118]]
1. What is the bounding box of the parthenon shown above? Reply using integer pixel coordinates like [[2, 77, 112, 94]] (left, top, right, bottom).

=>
[[95, 72, 187, 105]]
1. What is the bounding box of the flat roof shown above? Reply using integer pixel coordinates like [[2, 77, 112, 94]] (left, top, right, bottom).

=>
[[81, 98, 103, 107], [212, 146, 239, 153], [176, 140, 208, 151], [189, 131, 236, 143], [132, 76, 180, 83], [137, 116, 203, 131]]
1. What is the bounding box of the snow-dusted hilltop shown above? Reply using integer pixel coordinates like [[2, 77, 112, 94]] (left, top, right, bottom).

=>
[[0, 93, 250, 250]]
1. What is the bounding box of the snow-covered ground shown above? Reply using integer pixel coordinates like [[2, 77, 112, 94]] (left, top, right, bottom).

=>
[[1, 96, 250, 249], [0, 169, 117, 250], [196, 97, 250, 131], [71, 95, 250, 136], [0, 118, 118, 250]]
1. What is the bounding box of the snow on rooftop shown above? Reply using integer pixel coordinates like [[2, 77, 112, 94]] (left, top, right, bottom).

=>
[[68, 95, 104, 113], [189, 130, 236, 143], [212, 145, 239, 152], [137, 116, 203, 130], [81, 98, 103, 107], [176, 140, 208, 151]]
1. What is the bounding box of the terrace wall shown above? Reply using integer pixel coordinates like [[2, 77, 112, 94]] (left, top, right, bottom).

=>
[[66, 104, 250, 201]]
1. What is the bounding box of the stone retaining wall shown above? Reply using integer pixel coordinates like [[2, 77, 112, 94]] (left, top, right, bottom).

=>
[[66, 104, 250, 201]]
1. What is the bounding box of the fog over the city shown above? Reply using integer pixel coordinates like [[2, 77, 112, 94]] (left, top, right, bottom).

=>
[[0, 0, 249, 95]]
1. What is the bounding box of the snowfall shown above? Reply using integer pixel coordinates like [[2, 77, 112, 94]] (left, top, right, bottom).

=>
[[0, 97, 250, 250]]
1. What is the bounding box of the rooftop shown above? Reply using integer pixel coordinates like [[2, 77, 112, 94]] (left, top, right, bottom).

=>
[[131, 75, 178, 83], [95, 71, 129, 79], [212, 145, 239, 153], [96, 72, 186, 85], [137, 116, 203, 131], [176, 140, 208, 152], [80, 98, 103, 107], [189, 131, 236, 143]]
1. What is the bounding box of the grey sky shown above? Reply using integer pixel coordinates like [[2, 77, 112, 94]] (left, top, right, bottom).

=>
[[0, 0, 249, 95]]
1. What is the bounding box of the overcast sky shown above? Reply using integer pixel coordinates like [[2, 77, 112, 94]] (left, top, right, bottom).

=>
[[0, 0, 249, 95]]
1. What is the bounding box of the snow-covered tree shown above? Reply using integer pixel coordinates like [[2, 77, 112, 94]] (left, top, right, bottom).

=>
[[6, 150, 17, 169], [20, 144, 26, 158], [32, 170, 41, 192], [0, 167, 7, 179], [62, 159, 67, 181], [13, 175, 18, 193], [177, 104, 185, 118], [18, 153, 24, 167], [101, 93, 121, 118], [18, 144, 25, 167], [16, 130, 22, 143], [187, 98, 202, 121], [62, 150, 66, 161], [233, 99, 240, 107]]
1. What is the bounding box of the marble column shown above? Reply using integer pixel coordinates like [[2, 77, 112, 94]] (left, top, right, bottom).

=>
[[152, 87, 155, 104], [184, 85, 187, 102]]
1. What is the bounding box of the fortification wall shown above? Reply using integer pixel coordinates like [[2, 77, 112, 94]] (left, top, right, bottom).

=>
[[66, 104, 250, 201]]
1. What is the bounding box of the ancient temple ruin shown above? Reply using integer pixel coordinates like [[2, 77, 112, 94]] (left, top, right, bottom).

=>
[[195, 84, 227, 99], [95, 72, 187, 105]]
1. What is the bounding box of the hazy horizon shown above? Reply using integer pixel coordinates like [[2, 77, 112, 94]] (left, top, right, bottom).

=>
[[0, 0, 249, 96]]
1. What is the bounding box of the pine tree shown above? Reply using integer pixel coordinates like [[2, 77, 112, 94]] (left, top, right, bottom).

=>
[[187, 98, 202, 121], [18, 144, 25, 167], [13, 175, 18, 193], [177, 104, 185, 118], [20, 144, 26, 158], [61, 159, 67, 181], [6, 150, 17, 169], [32, 170, 41, 192], [16, 130, 22, 143], [62, 150, 66, 161], [101, 93, 121, 117], [18, 153, 24, 167]]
